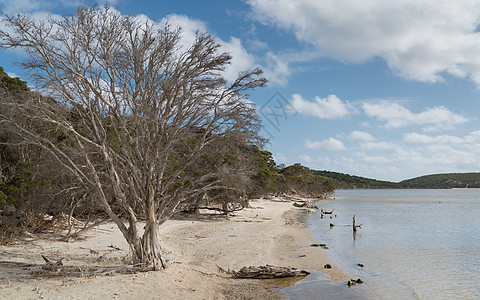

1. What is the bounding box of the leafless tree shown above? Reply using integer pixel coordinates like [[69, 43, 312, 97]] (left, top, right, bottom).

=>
[[0, 6, 266, 269]]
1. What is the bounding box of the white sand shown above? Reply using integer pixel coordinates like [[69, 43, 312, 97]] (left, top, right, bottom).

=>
[[0, 198, 349, 299]]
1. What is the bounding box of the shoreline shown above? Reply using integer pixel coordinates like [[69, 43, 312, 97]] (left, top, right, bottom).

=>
[[0, 198, 351, 299]]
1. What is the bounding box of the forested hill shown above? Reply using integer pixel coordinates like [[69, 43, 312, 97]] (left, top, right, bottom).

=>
[[314, 170, 480, 189], [313, 170, 402, 189], [399, 173, 480, 189]]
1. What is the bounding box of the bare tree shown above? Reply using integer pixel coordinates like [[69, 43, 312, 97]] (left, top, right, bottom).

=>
[[0, 6, 266, 269]]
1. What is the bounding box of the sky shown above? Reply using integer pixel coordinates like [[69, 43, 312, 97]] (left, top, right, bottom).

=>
[[2, 0, 480, 182]]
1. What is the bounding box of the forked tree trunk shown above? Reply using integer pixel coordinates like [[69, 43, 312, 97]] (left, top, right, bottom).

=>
[[117, 187, 165, 270], [139, 184, 165, 270], [141, 220, 164, 270]]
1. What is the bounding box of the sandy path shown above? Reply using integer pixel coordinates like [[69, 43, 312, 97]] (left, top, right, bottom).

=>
[[0, 198, 349, 299]]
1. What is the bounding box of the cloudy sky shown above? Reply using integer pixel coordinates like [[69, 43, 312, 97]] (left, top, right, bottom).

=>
[[2, 0, 480, 182]]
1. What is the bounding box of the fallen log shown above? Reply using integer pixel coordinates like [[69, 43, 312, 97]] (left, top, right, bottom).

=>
[[219, 265, 310, 279], [293, 202, 307, 207]]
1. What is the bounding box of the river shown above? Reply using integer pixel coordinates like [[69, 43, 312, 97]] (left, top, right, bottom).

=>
[[281, 189, 480, 299]]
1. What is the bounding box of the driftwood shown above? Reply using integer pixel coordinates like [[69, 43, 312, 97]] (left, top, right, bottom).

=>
[[321, 209, 334, 214], [32, 265, 147, 277], [63, 217, 110, 241], [41, 255, 64, 269], [218, 265, 310, 279], [196, 205, 245, 214], [293, 201, 318, 209], [34, 254, 153, 277]]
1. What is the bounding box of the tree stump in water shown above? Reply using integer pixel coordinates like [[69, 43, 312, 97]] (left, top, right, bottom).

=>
[[353, 215, 362, 231]]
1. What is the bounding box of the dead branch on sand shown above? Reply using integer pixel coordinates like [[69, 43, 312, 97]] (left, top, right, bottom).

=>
[[217, 264, 310, 279]]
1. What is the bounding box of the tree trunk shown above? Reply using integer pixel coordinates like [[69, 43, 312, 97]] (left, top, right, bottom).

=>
[[142, 220, 165, 270], [140, 184, 165, 270]]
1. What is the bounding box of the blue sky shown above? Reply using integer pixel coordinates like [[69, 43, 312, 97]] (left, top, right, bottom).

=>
[[2, 0, 480, 182]]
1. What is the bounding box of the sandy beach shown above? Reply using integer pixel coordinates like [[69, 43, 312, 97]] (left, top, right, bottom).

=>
[[0, 198, 350, 299]]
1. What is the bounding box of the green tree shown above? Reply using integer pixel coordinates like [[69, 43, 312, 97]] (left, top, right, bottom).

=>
[[0, 66, 28, 91]]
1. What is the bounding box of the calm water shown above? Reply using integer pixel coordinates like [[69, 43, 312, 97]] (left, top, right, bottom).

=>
[[282, 189, 480, 300]]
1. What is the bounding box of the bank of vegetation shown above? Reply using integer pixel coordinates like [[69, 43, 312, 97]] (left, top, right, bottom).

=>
[[399, 173, 480, 189], [315, 170, 480, 189], [313, 170, 402, 189]]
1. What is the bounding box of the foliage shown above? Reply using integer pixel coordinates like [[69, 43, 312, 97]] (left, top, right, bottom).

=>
[[245, 147, 279, 195], [313, 170, 480, 189], [0, 66, 28, 91], [400, 173, 480, 189], [276, 163, 335, 197], [313, 170, 402, 189], [0, 161, 50, 207]]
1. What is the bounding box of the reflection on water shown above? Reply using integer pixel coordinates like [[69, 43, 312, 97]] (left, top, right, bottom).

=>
[[292, 189, 480, 300]]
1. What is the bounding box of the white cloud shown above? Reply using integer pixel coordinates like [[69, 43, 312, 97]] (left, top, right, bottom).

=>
[[161, 14, 208, 47], [359, 141, 397, 150], [362, 101, 468, 131], [262, 51, 291, 85], [291, 94, 355, 119], [464, 130, 480, 143], [359, 154, 391, 164], [273, 153, 288, 164], [260, 49, 323, 86], [247, 0, 480, 86], [348, 131, 376, 142], [161, 14, 257, 82], [299, 154, 312, 162], [403, 132, 464, 144], [380, 131, 480, 178], [305, 137, 346, 151], [247, 38, 269, 51], [301, 129, 480, 181], [6, 72, 19, 78], [221, 37, 257, 82]]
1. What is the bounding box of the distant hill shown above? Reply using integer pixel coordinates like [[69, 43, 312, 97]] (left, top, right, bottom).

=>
[[313, 170, 480, 189], [313, 170, 402, 189], [400, 172, 480, 189]]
